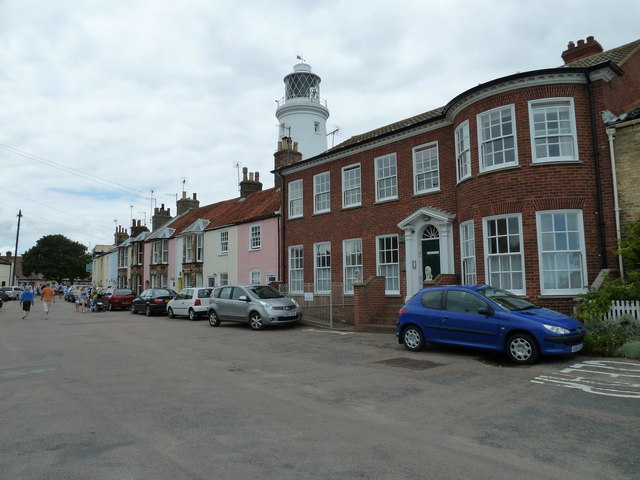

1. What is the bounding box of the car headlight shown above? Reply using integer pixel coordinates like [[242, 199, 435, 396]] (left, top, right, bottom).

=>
[[292, 298, 300, 308], [543, 324, 570, 335], [260, 301, 274, 310]]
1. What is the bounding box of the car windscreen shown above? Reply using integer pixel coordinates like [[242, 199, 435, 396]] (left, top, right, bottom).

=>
[[246, 285, 284, 300], [114, 289, 134, 296], [154, 289, 175, 297], [479, 288, 538, 311]]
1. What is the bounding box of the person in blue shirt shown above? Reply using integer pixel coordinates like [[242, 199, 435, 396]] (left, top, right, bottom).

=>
[[19, 285, 35, 320]]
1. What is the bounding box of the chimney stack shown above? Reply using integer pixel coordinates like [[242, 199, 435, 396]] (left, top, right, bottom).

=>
[[177, 191, 200, 216], [114, 225, 129, 245], [561, 36, 603, 64], [273, 137, 303, 190], [131, 219, 149, 237], [152, 204, 172, 231], [239, 167, 263, 199]]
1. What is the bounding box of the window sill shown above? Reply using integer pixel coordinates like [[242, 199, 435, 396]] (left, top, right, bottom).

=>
[[531, 159, 581, 166], [478, 164, 521, 176], [374, 198, 399, 206], [341, 204, 362, 211], [413, 189, 440, 198]]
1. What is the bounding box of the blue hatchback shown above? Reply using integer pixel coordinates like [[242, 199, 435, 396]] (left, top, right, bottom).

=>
[[396, 285, 586, 364]]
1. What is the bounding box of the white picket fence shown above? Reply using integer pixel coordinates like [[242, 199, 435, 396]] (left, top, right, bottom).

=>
[[603, 300, 640, 321]]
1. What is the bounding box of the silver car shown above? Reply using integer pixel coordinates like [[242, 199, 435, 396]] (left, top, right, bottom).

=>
[[208, 284, 302, 330]]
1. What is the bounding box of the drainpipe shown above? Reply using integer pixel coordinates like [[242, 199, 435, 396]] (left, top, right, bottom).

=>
[[586, 72, 608, 269], [606, 126, 624, 278], [276, 170, 286, 284]]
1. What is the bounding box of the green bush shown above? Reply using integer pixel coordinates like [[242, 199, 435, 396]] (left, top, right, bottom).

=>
[[617, 340, 640, 358], [582, 315, 640, 357]]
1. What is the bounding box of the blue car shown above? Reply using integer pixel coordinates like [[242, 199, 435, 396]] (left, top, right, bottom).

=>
[[396, 285, 586, 364]]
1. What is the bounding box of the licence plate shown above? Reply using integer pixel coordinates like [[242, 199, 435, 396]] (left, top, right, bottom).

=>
[[122, 301, 131, 305], [572, 343, 583, 352]]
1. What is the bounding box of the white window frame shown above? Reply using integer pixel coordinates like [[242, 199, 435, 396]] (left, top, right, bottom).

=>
[[375, 153, 398, 202], [536, 210, 587, 295], [185, 235, 194, 263], [250, 269, 261, 285], [161, 239, 169, 264], [477, 104, 518, 172], [342, 164, 361, 208], [288, 245, 304, 294], [455, 121, 471, 182], [460, 221, 476, 285], [219, 272, 229, 286], [314, 242, 331, 294], [249, 224, 261, 251], [195, 234, 203, 262], [313, 172, 331, 214], [152, 241, 159, 265], [343, 238, 363, 295], [219, 230, 229, 255], [413, 142, 440, 194], [483, 214, 525, 295], [529, 98, 579, 163], [136, 244, 143, 265], [376, 234, 400, 295], [288, 179, 303, 219], [266, 273, 277, 284]]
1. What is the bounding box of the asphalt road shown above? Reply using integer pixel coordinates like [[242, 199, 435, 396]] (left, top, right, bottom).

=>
[[1, 299, 638, 480]]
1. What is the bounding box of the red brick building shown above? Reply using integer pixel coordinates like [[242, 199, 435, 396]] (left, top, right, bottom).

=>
[[274, 37, 640, 328]]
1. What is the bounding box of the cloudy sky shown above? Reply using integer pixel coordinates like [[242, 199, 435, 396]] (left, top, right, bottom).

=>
[[1, 0, 638, 256]]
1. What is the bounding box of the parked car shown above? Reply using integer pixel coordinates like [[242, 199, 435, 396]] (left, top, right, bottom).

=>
[[130, 288, 177, 316], [0, 290, 9, 302], [207, 284, 302, 330], [102, 288, 136, 311], [66, 285, 89, 303], [396, 285, 586, 364], [167, 287, 213, 320], [0, 286, 24, 300]]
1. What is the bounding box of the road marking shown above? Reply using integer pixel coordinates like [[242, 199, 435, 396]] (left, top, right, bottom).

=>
[[0, 365, 60, 381], [301, 328, 353, 336], [531, 360, 640, 398]]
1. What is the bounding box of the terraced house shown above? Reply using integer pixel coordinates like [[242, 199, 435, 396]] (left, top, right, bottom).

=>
[[275, 36, 640, 328]]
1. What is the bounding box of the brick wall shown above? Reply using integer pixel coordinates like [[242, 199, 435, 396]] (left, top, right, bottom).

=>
[[614, 121, 640, 227], [280, 62, 640, 318]]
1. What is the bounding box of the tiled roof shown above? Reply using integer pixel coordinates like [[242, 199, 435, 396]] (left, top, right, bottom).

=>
[[328, 107, 444, 152], [321, 38, 639, 157], [162, 188, 280, 238], [564, 38, 640, 68]]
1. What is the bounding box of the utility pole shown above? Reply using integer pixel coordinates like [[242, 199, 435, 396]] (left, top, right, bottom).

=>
[[11, 210, 22, 285]]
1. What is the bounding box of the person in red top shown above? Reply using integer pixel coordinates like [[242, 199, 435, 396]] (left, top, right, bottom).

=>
[[41, 283, 56, 319]]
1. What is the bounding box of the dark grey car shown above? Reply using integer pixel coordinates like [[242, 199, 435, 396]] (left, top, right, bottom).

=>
[[207, 285, 302, 330]]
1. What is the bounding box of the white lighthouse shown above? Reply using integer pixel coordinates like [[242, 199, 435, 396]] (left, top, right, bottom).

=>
[[275, 61, 329, 159]]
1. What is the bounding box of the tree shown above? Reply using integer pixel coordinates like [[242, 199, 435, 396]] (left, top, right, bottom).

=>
[[21, 235, 91, 283]]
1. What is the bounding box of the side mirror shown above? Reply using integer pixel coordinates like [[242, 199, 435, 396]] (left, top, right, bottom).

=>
[[478, 306, 494, 316], [238, 295, 249, 302]]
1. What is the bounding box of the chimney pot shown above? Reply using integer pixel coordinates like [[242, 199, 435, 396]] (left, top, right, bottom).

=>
[[577, 39, 585, 46], [193, 193, 197, 200]]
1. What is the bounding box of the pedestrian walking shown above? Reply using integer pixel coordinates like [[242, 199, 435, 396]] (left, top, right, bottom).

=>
[[19, 285, 35, 320], [79, 287, 88, 313], [40, 283, 56, 319]]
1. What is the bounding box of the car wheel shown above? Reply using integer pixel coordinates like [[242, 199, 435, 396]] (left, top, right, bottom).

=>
[[130, 304, 137, 314], [249, 312, 264, 331], [168, 307, 175, 319], [402, 325, 425, 352], [208, 310, 221, 327], [188, 308, 197, 321], [145, 305, 152, 317], [506, 333, 539, 364]]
